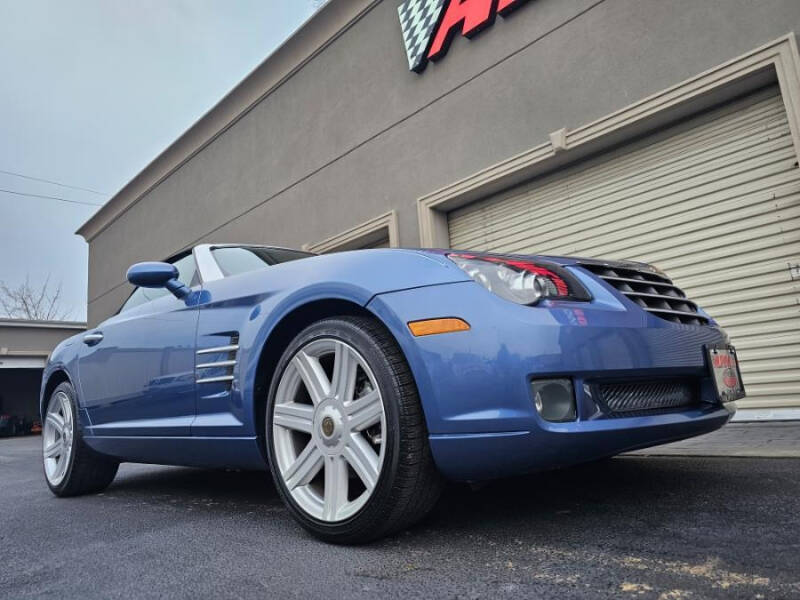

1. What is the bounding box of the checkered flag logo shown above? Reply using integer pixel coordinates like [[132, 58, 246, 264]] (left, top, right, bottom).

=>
[[397, 0, 447, 72]]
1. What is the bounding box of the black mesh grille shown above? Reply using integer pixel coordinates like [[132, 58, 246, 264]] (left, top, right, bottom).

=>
[[594, 380, 698, 415], [580, 263, 708, 326]]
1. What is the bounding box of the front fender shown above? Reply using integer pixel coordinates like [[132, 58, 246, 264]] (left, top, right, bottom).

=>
[[39, 334, 83, 419], [200, 250, 469, 437], [240, 282, 382, 399], [365, 282, 474, 435], [214, 281, 424, 438]]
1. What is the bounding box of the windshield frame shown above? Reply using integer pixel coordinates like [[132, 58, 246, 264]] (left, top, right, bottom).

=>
[[196, 244, 316, 282]]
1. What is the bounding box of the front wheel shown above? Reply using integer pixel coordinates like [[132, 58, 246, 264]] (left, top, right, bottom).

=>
[[266, 316, 443, 544], [43, 381, 119, 497]]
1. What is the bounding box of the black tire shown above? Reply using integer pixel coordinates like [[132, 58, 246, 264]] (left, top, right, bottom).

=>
[[44, 382, 119, 497], [265, 316, 443, 544]]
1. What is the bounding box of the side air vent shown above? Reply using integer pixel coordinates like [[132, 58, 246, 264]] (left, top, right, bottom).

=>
[[196, 333, 239, 385], [580, 263, 709, 326]]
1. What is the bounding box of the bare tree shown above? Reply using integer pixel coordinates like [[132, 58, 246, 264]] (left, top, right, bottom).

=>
[[0, 275, 72, 321]]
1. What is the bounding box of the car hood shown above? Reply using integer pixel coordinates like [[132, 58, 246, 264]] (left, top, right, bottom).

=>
[[415, 249, 664, 276]]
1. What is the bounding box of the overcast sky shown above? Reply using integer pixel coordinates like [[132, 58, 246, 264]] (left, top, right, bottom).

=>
[[0, 1, 318, 321]]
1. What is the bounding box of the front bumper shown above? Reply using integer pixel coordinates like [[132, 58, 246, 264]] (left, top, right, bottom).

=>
[[428, 405, 733, 480], [368, 274, 736, 481]]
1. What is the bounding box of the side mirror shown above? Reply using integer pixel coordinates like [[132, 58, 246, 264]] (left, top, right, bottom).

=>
[[126, 262, 190, 299]]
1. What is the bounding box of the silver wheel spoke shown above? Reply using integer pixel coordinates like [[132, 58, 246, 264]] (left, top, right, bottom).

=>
[[292, 351, 330, 405], [344, 433, 380, 491], [273, 403, 314, 433], [346, 390, 382, 431], [331, 342, 357, 403], [284, 441, 323, 489], [46, 412, 64, 433], [43, 439, 63, 459], [323, 455, 349, 521]]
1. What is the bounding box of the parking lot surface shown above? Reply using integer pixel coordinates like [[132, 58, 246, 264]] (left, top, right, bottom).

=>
[[1, 435, 799, 599]]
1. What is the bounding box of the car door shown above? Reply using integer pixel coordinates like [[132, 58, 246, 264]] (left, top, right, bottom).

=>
[[77, 252, 200, 437]]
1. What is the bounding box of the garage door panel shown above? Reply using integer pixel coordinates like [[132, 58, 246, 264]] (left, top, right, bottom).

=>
[[578, 230, 799, 279], [459, 155, 798, 256], [580, 201, 800, 265], [448, 124, 794, 237], [447, 112, 784, 230], [448, 87, 800, 410], [704, 304, 799, 328], [570, 97, 783, 183], [566, 129, 794, 215], [738, 396, 800, 408], [478, 177, 797, 260], [695, 281, 800, 311], [738, 343, 800, 361], [685, 260, 795, 294], [577, 187, 800, 259], [744, 382, 800, 398], [691, 273, 795, 301], [701, 291, 800, 320], [451, 162, 796, 255], [657, 242, 799, 280], [736, 338, 798, 360], [451, 94, 791, 234], [740, 357, 800, 375], [456, 103, 791, 216], [546, 95, 789, 197], [724, 317, 800, 341], [545, 125, 791, 227], [744, 375, 799, 390], [640, 220, 800, 269], [568, 153, 793, 246]]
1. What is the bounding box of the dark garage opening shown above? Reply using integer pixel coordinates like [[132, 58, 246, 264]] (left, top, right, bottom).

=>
[[0, 368, 42, 436]]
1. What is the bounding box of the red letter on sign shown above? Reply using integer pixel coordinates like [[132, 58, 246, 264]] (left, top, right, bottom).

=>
[[427, 0, 495, 62], [497, 0, 528, 15]]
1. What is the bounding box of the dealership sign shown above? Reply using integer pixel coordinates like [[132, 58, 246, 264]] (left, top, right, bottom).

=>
[[398, 0, 529, 72]]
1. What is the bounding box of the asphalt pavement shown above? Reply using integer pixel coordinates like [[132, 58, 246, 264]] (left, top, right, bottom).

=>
[[627, 421, 800, 457], [1, 435, 799, 599]]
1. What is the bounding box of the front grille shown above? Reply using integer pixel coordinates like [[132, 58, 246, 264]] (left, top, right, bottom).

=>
[[580, 263, 708, 325], [593, 380, 698, 416]]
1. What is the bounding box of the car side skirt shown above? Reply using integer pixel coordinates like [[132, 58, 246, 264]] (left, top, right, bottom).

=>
[[84, 435, 267, 470]]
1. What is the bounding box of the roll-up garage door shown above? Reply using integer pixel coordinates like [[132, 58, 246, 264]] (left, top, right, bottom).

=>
[[448, 86, 800, 411]]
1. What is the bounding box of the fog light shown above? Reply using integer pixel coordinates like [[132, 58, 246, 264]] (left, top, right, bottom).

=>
[[532, 379, 576, 422]]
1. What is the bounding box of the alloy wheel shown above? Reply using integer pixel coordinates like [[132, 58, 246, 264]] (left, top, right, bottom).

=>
[[271, 338, 386, 522], [43, 391, 74, 486]]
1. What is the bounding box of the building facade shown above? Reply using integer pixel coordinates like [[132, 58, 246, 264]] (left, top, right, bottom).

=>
[[78, 0, 800, 417], [0, 319, 85, 424]]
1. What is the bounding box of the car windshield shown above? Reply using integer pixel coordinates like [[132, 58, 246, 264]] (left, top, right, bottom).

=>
[[211, 246, 314, 277]]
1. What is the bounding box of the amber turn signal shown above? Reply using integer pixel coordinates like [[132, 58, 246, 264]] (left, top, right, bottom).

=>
[[407, 318, 470, 337]]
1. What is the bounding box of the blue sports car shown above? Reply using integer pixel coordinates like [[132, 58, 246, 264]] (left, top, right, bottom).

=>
[[41, 244, 744, 543]]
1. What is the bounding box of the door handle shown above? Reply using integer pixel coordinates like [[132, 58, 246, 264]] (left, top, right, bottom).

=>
[[83, 332, 104, 346]]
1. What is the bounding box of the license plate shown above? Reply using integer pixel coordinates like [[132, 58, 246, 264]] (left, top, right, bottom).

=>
[[706, 344, 746, 402]]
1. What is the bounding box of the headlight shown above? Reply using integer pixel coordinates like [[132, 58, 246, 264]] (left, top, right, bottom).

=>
[[448, 253, 590, 305]]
